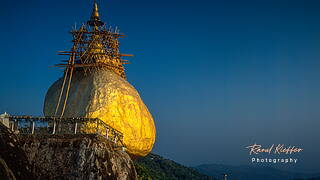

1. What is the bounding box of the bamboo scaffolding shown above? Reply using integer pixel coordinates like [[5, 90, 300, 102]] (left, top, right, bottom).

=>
[[52, 0, 132, 121]]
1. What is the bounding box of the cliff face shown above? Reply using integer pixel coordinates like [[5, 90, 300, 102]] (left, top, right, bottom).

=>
[[19, 134, 137, 180], [0, 124, 34, 179], [0, 123, 137, 180]]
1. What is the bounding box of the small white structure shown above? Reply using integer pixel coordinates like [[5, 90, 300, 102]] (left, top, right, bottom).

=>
[[0, 112, 10, 128]]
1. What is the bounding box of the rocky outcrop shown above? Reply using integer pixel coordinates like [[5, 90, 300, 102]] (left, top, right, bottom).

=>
[[0, 123, 137, 180], [0, 124, 34, 179], [19, 134, 137, 180]]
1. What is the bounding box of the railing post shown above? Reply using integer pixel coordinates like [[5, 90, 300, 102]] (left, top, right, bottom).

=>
[[31, 121, 35, 134], [74, 122, 77, 134], [53, 121, 56, 134], [14, 120, 17, 132], [11, 120, 15, 132], [106, 128, 109, 139]]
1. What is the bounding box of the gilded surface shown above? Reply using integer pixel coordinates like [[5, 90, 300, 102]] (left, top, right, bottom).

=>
[[43, 70, 156, 156]]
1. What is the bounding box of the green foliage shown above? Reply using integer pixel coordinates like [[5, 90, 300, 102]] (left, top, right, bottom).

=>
[[134, 153, 215, 180], [134, 163, 152, 180]]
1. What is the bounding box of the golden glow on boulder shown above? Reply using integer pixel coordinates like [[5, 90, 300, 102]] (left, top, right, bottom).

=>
[[44, 70, 156, 156]]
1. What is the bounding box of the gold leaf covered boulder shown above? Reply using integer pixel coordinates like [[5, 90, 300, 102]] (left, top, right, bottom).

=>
[[44, 70, 156, 156], [44, 1, 156, 157]]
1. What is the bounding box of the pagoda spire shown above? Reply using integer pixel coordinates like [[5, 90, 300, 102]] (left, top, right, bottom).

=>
[[55, 0, 131, 79], [87, 0, 104, 27]]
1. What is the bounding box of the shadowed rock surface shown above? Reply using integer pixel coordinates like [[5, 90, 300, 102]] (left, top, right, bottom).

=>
[[0, 123, 137, 180], [19, 134, 137, 180], [0, 124, 34, 179]]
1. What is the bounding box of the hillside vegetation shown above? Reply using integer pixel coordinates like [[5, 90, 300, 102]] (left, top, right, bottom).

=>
[[134, 153, 214, 180]]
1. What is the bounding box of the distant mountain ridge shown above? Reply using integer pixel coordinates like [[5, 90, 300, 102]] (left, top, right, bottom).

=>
[[194, 164, 320, 180], [134, 153, 320, 180]]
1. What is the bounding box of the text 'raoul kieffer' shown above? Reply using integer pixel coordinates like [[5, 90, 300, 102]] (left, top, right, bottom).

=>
[[246, 143, 303, 155]]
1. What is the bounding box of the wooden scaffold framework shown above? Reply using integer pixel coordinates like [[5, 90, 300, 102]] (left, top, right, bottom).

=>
[[53, 0, 133, 118]]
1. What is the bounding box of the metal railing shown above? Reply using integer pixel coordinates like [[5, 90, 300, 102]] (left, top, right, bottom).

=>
[[7, 116, 124, 148]]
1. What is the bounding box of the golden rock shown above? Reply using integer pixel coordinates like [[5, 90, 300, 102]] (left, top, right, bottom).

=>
[[43, 69, 156, 156]]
